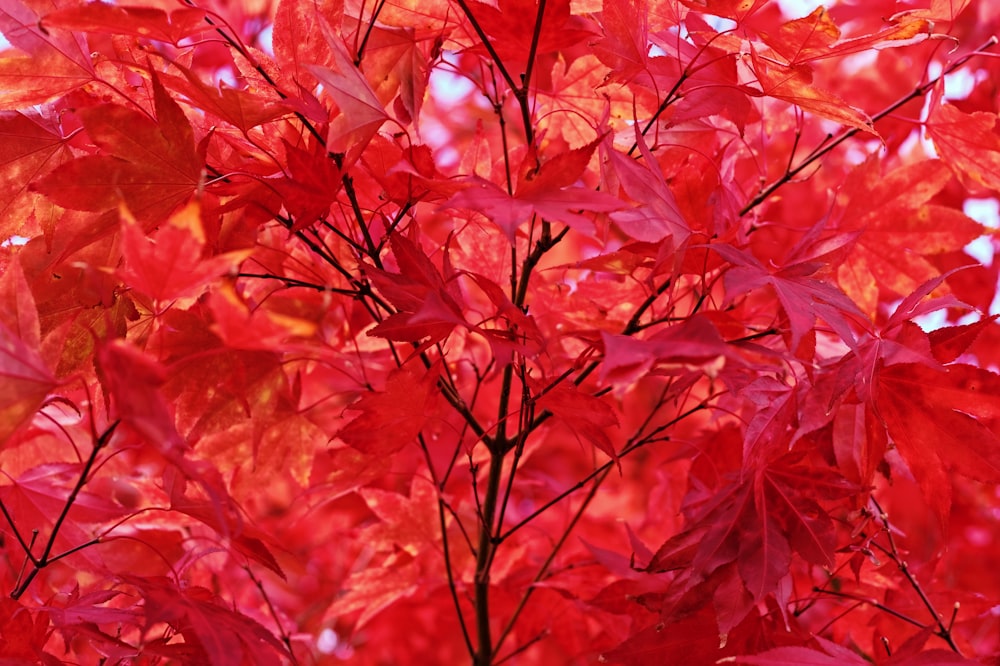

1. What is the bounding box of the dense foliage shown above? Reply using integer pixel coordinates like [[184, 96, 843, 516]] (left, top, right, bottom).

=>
[[2, 0, 1000, 663]]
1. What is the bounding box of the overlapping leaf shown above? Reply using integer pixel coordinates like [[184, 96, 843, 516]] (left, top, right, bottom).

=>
[[926, 101, 1000, 192], [0, 0, 94, 106], [41, 2, 208, 45], [0, 258, 55, 445], [446, 137, 622, 242], [32, 75, 201, 223], [0, 111, 68, 241], [834, 158, 983, 315]]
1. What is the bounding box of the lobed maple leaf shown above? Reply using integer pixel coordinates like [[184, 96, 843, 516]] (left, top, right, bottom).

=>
[[308, 21, 390, 165], [337, 360, 442, 456], [833, 157, 982, 316], [599, 314, 732, 390], [446, 137, 623, 242], [117, 201, 248, 308], [121, 575, 288, 664], [271, 0, 345, 95], [592, 0, 649, 84], [925, 100, 1000, 193], [533, 380, 620, 461], [714, 241, 865, 354], [0, 111, 69, 241], [31, 74, 201, 223], [0, 256, 55, 445], [746, 45, 875, 135], [874, 362, 1000, 526], [0, 0, 95, 107], [365, 232, 467, 344], [40, 2, 208, 46], [758, 7, 930, 67]]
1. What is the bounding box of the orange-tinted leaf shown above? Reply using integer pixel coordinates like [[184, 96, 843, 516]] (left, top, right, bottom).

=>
[[0, 111, 68, 241], [835, 158, 983, 314], [926, 102, 1000, 192], [117, 201, 247, 306], [327, 559, 421, 628], [678, 0, 768, 22], [758, 7, 840, 66], [0, 258, 55, 444], [359, 478, 440, 557], [898, 0, 973, 22], [760, 8, 929, 67], [31, 76, 200, 222], [41, 2, 208, 45], [0, 0, 94, 106], [747, 47, 875, 134], [163, 64, 291, 133]]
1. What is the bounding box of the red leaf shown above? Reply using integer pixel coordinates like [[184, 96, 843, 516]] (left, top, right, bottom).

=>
[[337, 361, 441, 455], [928, 316, 999, 364], [446, 138, 622, 242], [759, 7, 929, 67], [875, 362, 1000, 525], [533, 381, 620, 461], [599, 607, 722, 664], [366, 233, 467, 344], [163, 64, 291, 133], [121, 575, 288, 664], [747, 45, 875, 135], [271, 0, 345, 94], [678, 0, 768, 22], [926, 101, 1000, 192], [0, 111, 68, 240], [600, 314, 730, 389], [307, 25, 389, 163], [727, 645, 867, 665], [97, 339, 185, 454], [31, 74, 200, 222], [0, 258, 55, 444], [592, 0, 648, 83], [716, 242, 865, 353], [117, 201, 247, 306], [41, 2, 208, 45], [0, 0, 94, 106], [327, 559, 422, 628]]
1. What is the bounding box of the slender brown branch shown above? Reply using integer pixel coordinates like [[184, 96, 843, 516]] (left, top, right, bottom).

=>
[[473, 450, 506, 666], [870, 498, 964, 654], [492, 465, 611, 658], [739, 37, 998, 217], [439, 498, 476, 659]]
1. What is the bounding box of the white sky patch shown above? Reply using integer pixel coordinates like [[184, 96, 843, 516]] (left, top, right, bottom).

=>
[[776, 0, 826, 18], [258, 24, 274, 57], [964, 198, 999, 268]]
